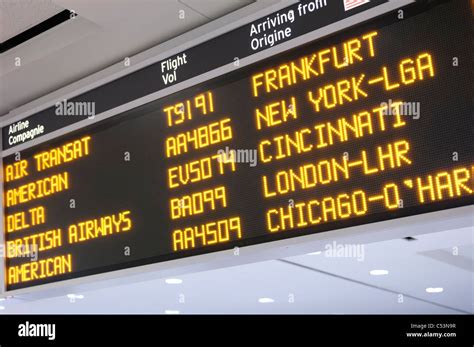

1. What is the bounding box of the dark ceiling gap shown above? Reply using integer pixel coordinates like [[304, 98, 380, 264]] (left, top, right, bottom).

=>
[[0, 9, 74, 54]]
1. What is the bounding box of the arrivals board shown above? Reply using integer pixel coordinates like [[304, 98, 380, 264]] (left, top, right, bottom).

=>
[[3, 0, 473, 291]]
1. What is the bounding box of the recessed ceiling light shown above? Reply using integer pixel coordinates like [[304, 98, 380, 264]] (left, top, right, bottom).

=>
[[165, 310, 180, 314], [0, 298, 5, 301], [370, 269, 389, 276], [306, 251, 322, 255], [258, 297, 274, 303], [0, 306, 5, 310], [165, 278, 183, 285], [426, 287, 444, 293]]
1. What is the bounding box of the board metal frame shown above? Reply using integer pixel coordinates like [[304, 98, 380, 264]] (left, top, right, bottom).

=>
[[8, 0, 468, 300]]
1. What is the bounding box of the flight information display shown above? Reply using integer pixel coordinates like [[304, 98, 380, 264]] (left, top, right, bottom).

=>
[[3, 0, 473, 291]]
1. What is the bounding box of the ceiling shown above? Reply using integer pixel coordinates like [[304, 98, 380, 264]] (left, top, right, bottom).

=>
[[0, 0, 64, 42], [1, 223, 472, 314], [0, 0, 259, 116]]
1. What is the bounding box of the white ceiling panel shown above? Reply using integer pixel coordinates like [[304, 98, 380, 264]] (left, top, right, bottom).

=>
[[180, 0, 254, 19], [0, 0, 64, 42], [285, 227, 474, 314], [0, 226, 471, 314]]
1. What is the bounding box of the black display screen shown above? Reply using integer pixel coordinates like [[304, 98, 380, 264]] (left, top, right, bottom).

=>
[[3, 0, 473, 291]]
